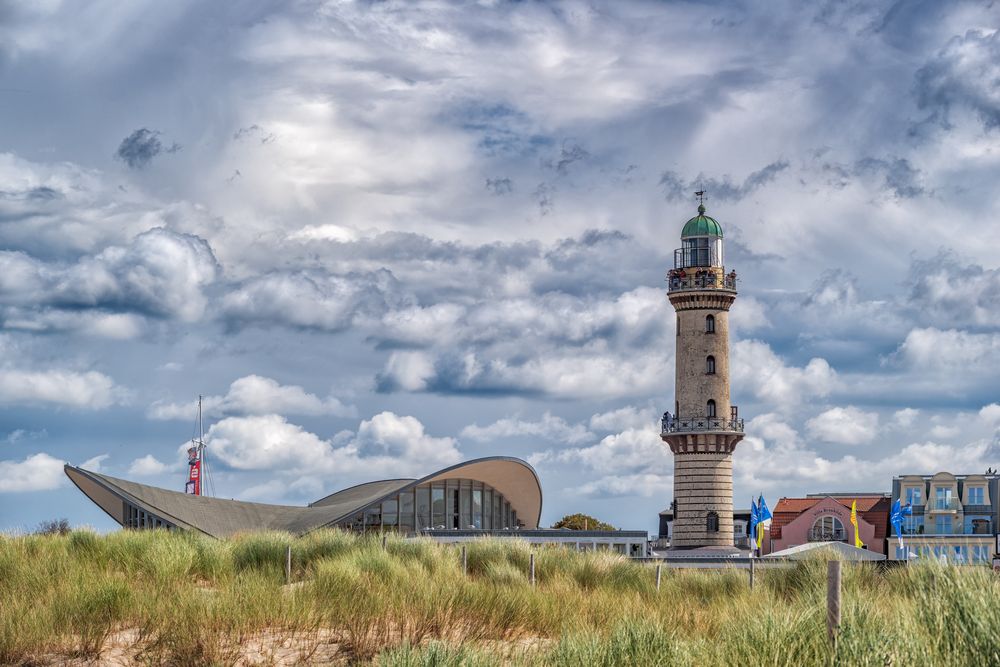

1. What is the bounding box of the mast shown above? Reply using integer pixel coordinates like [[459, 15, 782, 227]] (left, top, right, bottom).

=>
[[186, 395, 208, 496]]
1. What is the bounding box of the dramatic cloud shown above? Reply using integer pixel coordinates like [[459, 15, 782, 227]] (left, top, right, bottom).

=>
[[2, 1, 1000, 532], [0, 453, 65, 493], [806, 406, 880, 446], [149, 375, 356, 420], [915, 28, 1000, 131], [659, 161, 790, 202], [731, 340, 838, 408], [0, 369, 119, 409], [0, 227, 219, 325], [115, 129, 180, 170], [204, 412, 462, 481]]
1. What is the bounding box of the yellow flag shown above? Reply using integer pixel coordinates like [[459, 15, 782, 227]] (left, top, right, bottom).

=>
[[850, 500, 863, 548], [756, 522, 763, 548]]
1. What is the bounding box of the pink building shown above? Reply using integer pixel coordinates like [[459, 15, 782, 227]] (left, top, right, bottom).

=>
[[764, 494, 890, 556]]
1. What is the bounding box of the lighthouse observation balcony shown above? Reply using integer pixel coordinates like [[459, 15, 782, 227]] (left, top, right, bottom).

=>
[[667, 271, 737, 293], [661, 415, 744, 436]]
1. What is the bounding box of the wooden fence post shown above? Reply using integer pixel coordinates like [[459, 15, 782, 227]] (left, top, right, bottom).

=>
[[285, 545, 292, 584], [827, 560, 841, 647], [530, 552, 536, 586], [655, 563, 662, 591], [461, 545, 467, 576], [749, 557, 755, 590]]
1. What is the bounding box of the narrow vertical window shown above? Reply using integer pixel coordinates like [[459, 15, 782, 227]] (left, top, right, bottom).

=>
[[707, 511, 719, 532], [677, 315, 680, 336], [706, 400, 716, 418], [705, 314, 715, 333], [706, 355, 716, 374]]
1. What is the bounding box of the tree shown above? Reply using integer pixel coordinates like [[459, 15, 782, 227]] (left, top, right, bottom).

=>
[[35, 518, 71, 536], [552, 513, 615, 531]]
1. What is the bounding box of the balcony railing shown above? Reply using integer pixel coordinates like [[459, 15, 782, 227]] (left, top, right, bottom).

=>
[[928, 499, 963, 512], [808, 528, 846, 542], [667, 272, 737, 293], [661, 416, 745, 435]]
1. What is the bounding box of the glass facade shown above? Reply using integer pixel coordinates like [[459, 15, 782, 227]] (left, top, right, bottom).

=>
[[337, 479, 523, 534], [123, 501, 175, 530]]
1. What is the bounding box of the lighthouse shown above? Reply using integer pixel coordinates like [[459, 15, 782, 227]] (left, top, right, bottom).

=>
[[662, 197, 745, 551]]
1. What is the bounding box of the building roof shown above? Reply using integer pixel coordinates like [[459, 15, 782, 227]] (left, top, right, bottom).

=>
[[65, 456, 543, 538], [681, 205, 724, 238], [763, 541, 886, 561], [773, 496, 886, 514]]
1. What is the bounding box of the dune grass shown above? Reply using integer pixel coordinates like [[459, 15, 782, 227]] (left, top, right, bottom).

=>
[[0, 529, 998, 665]]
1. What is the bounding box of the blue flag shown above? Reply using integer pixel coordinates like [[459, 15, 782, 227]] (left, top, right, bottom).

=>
[[749, 497, 759, 541], [889, 499, 912, 547], [757, 495, 772, 523]]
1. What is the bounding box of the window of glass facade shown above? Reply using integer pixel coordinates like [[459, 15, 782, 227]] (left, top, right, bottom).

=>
[[904, 487, 922, 505], [935, 515, 952, 534], [447, 481, 459, 529], [416, 487, 431, 531], [967, 486, 985, 505], [472, 486, 483, 529], [431, 486, 445, 528], [459, 480, 472, 528], [973, 545, 990, 563], [483, 489, 492, 529], [382, 498, 398, 528], [399, 490, 414, 533], [895, 546, 908, 560], [494, 493, 501, 528]]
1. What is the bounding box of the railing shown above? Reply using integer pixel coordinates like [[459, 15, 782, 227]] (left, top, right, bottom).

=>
[[661, 416, 744, 434], [666, 272, 737, 292], [928, 499, 963, 512], [808, 528, 846, 542]]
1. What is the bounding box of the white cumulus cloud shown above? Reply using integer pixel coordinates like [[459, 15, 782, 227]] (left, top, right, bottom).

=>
[[806, 406, 879, 446], [0, 452, 65, 492]]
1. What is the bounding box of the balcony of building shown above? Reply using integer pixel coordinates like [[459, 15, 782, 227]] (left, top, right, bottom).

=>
[[925, 498, 963, 513], [667, 268, 737, 293], [661, 414, 744, 436]]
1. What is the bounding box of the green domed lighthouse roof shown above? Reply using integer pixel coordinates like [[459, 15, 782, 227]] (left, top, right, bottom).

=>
[[681, 204, 724, 238]]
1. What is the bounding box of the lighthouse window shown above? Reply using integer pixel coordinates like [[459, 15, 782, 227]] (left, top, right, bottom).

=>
[[706, 400, 716, 418], [705, 315, 715, 333], [706, 356, 716, 374], [707, 512, 719, 532]]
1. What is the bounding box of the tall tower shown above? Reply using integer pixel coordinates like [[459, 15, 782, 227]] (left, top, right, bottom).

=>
[[661, 199, 744, 551]]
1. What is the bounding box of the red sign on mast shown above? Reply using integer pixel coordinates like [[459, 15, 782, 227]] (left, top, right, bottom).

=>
[[186, 446, 201, 495]]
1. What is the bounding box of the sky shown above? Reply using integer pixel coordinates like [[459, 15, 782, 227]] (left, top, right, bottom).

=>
[[1, 0, 999, 536]]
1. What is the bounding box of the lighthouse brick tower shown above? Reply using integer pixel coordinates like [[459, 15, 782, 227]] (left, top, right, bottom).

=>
[[661, 198, 744, 551]]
